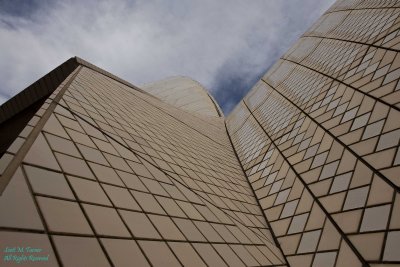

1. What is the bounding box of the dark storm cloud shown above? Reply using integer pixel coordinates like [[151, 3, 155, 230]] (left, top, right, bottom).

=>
[[212, 54, 277, 114], [0, 0, 42, 17], [0, 0, 336, 113]]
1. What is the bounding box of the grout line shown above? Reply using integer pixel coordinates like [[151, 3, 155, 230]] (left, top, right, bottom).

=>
[[242, 99, 369, 267], [56, 103, 286, 264], [261, 77, 400, 194], [224, 121, 291, 267], [324, 6, 400, 16], [1, 66, 83, 266], [80, 67, 230, 148], [281, 58, 400, 113], [301, 35, 400, 53], [0, 66, 81, 196]]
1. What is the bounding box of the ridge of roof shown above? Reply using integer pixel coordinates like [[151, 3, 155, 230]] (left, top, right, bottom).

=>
[[0, 57, 78, 125], [0, 57, 158, 125], [0, 57, 226, 126]]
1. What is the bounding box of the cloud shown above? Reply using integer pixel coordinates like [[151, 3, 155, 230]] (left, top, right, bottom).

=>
[[0, 0, 335, 114]]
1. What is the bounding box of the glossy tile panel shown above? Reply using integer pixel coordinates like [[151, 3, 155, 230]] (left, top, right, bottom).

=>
[[0, 64, 285, 266], [1, 1, 399, 266], [227, 1, 400, 265]]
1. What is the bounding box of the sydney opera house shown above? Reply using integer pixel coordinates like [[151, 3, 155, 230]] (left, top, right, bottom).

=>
[[0, 0, 399, 266]]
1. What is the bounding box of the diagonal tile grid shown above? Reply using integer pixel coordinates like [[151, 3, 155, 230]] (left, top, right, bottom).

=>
[[0, 67, 294, 266], [0, 65, 288, 266], [227, 2, 400, 266], [51, 67, 287, 266], [228, 105, 365, 267], [0, 1, 400, 266]]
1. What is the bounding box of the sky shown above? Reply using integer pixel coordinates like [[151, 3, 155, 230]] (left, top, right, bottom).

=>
[[0, 0, 335, 114]]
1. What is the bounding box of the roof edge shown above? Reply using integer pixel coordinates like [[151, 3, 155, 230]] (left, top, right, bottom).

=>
[[207, 92, 224, 117], [0, 56, 161, 125], [74, 57, 152, 96], [0, 57, 225, 125], [0, 57, 78, 125]]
